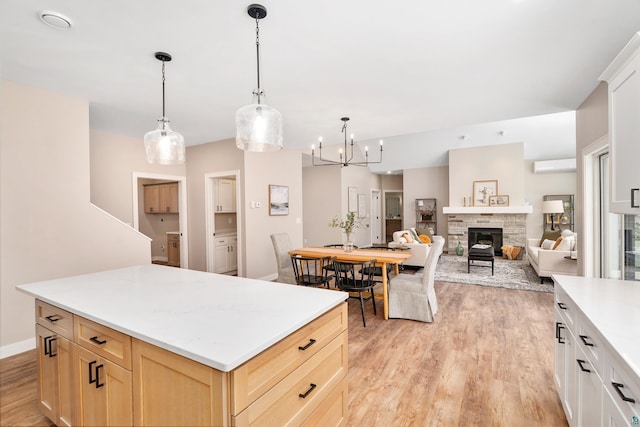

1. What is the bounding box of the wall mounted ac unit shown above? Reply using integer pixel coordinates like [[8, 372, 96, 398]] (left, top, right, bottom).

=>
[[533, 158, 576, 174]]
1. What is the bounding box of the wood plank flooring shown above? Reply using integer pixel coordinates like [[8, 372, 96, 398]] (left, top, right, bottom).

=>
[[0, 281, 567, 426]]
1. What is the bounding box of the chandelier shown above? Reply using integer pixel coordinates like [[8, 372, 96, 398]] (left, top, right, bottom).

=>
[[235, 4, 283, 152], [143, 52, 185, 165], [311, 117, 383, 167]]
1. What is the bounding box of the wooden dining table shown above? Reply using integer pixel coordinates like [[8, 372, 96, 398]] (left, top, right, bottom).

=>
[[288, 247, 413, 320]]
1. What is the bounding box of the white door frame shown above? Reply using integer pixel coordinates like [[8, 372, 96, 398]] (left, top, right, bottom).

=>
[[132, 172, 189, 269], [205, 170, 243, 276], [382, 189, 403, 241]]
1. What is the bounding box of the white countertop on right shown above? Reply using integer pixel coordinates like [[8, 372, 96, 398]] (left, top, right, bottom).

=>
[[553, 274, 640, 379]]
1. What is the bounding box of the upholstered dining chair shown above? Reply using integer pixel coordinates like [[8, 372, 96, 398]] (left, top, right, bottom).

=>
[[270, 233, 296, 284], [290, 255, 334, 288], [333, 259, 378, 327], [388, 236, 444, 322]]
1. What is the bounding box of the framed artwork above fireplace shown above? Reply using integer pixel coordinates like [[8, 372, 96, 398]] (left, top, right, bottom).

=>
[[473, 180, 498, 207]]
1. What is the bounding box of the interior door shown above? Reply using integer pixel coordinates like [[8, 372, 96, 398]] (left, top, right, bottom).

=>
[[371, 191, 382, 244]]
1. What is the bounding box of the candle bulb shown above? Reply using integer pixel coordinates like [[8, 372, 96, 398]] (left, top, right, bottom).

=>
[[350, 133, 354, 142], [365, 146, 369, 151]]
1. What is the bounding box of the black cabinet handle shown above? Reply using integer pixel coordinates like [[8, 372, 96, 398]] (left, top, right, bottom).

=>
[[576, 359, 591, 373], [45, 314, 61, 323], [612, 382, 636, 403], [556, 324, 565, 344], [89, 360, 97, 384], [579, 335, 594, 347], [298, 383, 317, 399], [90, 336, 107, 345], [298, 339, 317, 351], [557, 302, 567, 310], [631, 188, 639, 208], [95, 364, 104, 389], [43, 336, 57, 357]]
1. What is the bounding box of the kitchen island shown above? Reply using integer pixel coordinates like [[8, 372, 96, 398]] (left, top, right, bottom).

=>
[[18, 264, 349, 426]]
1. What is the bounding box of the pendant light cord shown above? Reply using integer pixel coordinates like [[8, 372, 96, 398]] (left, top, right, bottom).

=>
[[161, 60, 166, 117], [254, 16, 262, 104]]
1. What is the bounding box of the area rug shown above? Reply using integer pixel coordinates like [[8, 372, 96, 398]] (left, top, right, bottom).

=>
[[429, 255, 553, 293]]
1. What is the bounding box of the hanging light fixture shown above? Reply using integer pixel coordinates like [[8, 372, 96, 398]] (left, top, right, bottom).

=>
[[236, 4, 283, 152], [144, 52, 185, 165], [311, 117, 383, 167]]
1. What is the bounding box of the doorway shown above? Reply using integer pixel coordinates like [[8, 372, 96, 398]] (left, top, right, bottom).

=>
[[370, 190, 382, 244], [383, 190, 403, 243], [132, 172, 188, 269], [205, 171, 243, 276]]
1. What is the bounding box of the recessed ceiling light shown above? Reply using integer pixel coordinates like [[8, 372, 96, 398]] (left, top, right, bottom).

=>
[[39, 10, 73, 30]]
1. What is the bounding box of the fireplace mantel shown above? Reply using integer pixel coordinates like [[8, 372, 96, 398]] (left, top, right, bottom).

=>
[[443, 206, 533, 214]]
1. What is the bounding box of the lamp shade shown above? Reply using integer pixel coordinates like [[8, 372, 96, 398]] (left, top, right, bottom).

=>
[[542, 200, 564, 214], [144, 118, 186, 165], [235, 103, 283, 152]]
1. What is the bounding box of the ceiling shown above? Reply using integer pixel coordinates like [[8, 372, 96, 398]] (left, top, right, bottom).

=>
[[2, 1, 639, 172]]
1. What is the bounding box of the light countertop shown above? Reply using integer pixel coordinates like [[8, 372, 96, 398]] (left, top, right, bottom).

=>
[[553, 275, 640, 379], [17, 265, 347, 372]]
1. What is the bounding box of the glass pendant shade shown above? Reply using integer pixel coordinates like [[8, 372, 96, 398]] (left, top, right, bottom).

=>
[[235, 102, 283, 152], [144, 117, 186, 165]]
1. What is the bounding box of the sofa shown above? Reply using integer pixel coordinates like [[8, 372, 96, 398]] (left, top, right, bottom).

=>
[[527, 230, 578, 283], [388, 228, 434, 267]]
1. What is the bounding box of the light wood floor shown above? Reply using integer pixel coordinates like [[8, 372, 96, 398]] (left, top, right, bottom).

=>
[[0, 281, 567, 426]]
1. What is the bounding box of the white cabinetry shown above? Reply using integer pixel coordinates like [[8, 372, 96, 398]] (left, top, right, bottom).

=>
[[554, 277, 640, 427], [215, 235, 237, 273], [215, 179, 236, 213], [599, 32, 640, 214]]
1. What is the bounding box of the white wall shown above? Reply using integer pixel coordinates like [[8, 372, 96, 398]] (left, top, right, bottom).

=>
[[302, 166, 342, 246], [244, 149, 304, 280], [340, 165, 381, 247], [403, 166, 449, 240], [0, 80, 150, 357], [448, 142, 525, 207]]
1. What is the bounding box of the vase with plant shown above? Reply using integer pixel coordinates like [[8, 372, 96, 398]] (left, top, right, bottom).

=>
[[329, 211, 364, 252]]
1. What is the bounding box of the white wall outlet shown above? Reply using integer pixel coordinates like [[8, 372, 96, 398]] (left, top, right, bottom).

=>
[[256, 202, 261, 208]]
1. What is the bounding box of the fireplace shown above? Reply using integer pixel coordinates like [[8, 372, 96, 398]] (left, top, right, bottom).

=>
[[468, 227, 503, 256]]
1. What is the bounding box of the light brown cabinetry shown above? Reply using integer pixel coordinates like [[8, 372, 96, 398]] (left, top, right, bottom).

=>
[[36, 301, 74, 427], [144, 182, 178, 214], [35, 300, 348, 426], [167, 234, 180, 267]]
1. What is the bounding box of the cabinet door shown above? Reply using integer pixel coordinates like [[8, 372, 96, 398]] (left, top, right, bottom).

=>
[[144, 185, 160, 214], [160, 183, 179, 213], [563, 324, 578, 425], [229, 239, 238, 271], [603, 386, 633, 427], [167, 235, 180, 267], [608, 53, 640, 214], [576, 346, 602, 426], [554, 310, 566, 396], [132, 338, 225, 426], [214, 243, 230, 273], [216, 179, 236, 212], [73, 345, 132, 427]]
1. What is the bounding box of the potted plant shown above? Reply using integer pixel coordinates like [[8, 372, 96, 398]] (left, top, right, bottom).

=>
[[329, 211, 365, 252]]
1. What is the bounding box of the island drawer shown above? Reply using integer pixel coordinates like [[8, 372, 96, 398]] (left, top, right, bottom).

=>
[[36, 300, 74, 340], [233, 330, 348, 426], [230, 302, 347, 414], [74, 316, 132, 370], [301, 379, 348, 427]]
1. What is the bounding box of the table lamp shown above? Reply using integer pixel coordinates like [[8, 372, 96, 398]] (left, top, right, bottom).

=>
[[542, 200, 565, 230]]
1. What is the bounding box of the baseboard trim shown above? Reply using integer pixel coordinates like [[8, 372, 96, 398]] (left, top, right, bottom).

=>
[[0, 337, 36, 359]]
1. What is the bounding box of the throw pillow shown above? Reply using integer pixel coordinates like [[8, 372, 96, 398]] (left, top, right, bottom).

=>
[[419, 234, 431, 243], [409, 228, 421, 243], [539, 229, 561, 246], [552, 237, 563, 250], [416, 228, 433, 239], [555, 235, 574, 251], [541, 239, 555, 250]]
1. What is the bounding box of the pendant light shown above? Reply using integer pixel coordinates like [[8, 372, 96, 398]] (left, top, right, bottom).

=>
[[236, 4, 283, 152], [144, 52, 185, 165]]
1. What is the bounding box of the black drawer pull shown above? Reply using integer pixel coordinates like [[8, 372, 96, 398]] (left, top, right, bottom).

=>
[[95, 364, 104, 389], [579, 335, 594, 347], [43, 336, 57, 357], [298, 339, 317, 351], [612, 382, 636, 403], [90, 336, 107, 345], [556, 324, 565, 344], [576, 359, 591, 373], [89, 360, 98, 384], [45, 314, 61, 323], [298, 383, 317, 399], [557, 302, 567, 310]]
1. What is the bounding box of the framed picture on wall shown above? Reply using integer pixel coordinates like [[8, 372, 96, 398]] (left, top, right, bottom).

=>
[[489, 195, 509, 207], [473, 180, 498, 207], [269, 184, 289, 215], [358, 194, 366, 218]]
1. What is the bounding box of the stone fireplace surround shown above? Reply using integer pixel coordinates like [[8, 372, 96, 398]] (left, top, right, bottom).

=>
[[446, 213, 527, 256]]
